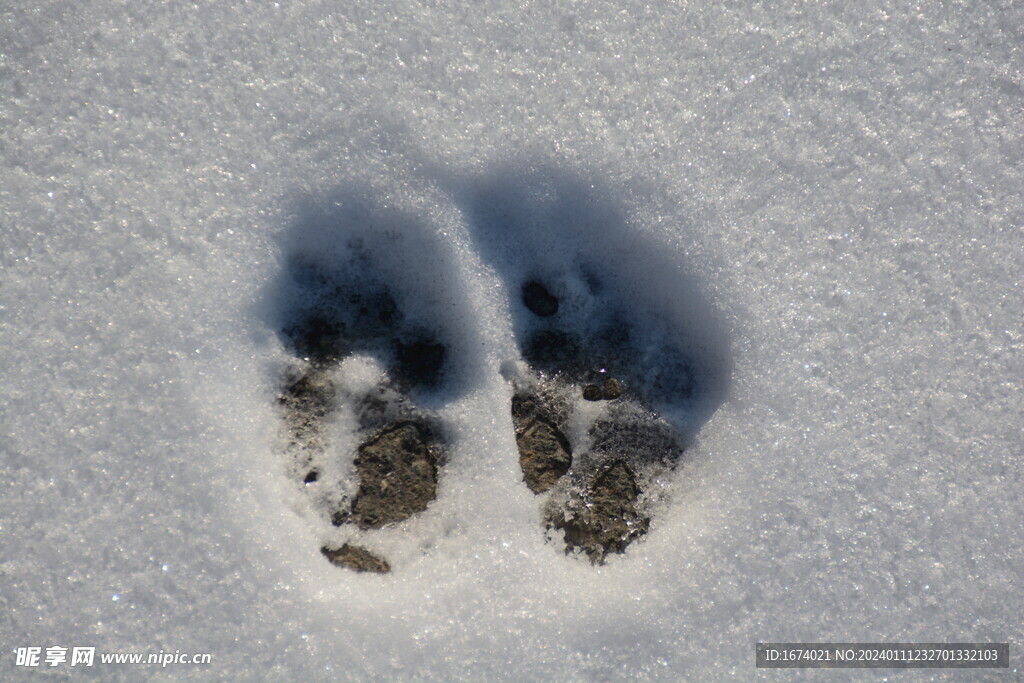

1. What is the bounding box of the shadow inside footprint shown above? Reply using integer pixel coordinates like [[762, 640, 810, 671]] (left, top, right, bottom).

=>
[[456, 164, 731, 563], [263, 190, 472, 572]]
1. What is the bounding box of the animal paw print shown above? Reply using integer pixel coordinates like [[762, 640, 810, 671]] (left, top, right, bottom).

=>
[[270, 170, 729, 571]]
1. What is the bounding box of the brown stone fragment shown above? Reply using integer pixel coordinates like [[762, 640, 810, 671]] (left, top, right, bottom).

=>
[[549, 461, 649, 563], [321, 544, 391, 573], [601, 377, 621, 400], [349, 422, 438, 529], [582, 384, 602, 401], [516, 417, 572, 494]]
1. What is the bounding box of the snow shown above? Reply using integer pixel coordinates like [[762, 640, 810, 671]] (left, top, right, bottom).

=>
[[2, 0, 1022, 678]]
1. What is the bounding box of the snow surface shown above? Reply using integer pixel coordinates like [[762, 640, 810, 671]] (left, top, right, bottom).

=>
[[2, 0, 1022, 679]]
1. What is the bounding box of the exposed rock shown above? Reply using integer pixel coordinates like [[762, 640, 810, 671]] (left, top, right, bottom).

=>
[[582, 384, 602, 401], [321, 544, 391, 573], [349, 422, 438, 529], [549, 461, 649, 563], [522, 281, 559, 317], [511, 394, 539, 424], [601, 377, 621, 400], [516, 416, 573, 494]]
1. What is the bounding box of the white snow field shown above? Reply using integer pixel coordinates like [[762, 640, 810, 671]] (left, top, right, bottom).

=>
[[2, 0, 1022, 679]]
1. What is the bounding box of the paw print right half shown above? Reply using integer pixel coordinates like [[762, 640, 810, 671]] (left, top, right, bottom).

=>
[[460, 166, 731, 563]]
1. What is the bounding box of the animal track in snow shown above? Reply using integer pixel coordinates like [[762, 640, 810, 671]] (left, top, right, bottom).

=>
[[458, 166, 730, 563], [269, 196, 469, 573], [268, 168, 730, 570]]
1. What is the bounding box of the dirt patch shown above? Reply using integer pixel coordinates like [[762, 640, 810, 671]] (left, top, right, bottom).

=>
[[516, 416, 573, 494], [549, 460, 650, 563], [321, 544, 391, 573], [348, 422, 439, 529]]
